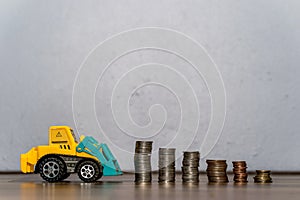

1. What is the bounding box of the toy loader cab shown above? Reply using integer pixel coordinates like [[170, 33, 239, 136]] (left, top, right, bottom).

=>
[[20, 126, 122, 182]]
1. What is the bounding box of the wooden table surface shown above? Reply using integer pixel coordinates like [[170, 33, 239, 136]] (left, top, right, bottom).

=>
[[0, 174, 300, 200]]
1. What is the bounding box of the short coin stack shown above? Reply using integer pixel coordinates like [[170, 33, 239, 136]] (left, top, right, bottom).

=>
[[232, 161, 248, 183], [253, 170, 272, 183], [206, 160, 229, 183], [134, 141, 153, 183], [158, 148, 176, 183], [181, 151, 200, 183]]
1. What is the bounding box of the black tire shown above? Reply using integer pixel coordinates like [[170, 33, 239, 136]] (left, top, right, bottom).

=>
[[96, 171, 103, 180], [38, 157, 66, 182], [77, 160, 101, 182], [95, 166, 104, 181]]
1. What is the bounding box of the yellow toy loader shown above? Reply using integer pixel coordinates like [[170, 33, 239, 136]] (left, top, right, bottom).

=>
[[20, 126, 122, 182]]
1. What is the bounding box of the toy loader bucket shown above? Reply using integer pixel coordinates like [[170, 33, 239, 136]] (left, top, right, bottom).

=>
[[20, 148, 38, 173], [76, 136, 122, 176]]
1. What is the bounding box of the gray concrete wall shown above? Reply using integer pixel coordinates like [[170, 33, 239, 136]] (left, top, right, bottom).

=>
[[0, 0, 299, 171]]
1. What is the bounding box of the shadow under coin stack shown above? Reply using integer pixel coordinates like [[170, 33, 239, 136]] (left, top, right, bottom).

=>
[[232, 161, 248, 183], [182, 151, 200, 183], [254, 170, 272, 183], [206, 160, 229, 183], [134, 141, 153, 183], [158, 148, 176, 183]]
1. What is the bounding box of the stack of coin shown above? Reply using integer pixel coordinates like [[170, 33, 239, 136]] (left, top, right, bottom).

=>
[[134, 141, 153, 183], [232, 161, 248, 183], [158, 148, 176, 183], [181, 151, 200, 183], [206, 160, 229, 183], [253, 170, 272, 183]]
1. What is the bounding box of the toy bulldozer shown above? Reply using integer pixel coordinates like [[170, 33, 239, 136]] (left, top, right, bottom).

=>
[[20, 126, 122, 182]]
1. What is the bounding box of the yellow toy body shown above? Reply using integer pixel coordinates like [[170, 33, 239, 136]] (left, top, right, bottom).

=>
[[20, 126, 122, 182], [21, 126, 95, 173]]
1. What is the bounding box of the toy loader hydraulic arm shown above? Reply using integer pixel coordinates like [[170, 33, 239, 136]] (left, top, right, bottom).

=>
[[76, 136, 122, 176]]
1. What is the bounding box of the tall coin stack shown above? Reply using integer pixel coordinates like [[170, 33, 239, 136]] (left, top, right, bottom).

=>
[[253, 170, 272, 183], [134, 141, 153, 183], [232, 161, 248, 183], [158, 148, 176, 183], [206, 160, 229, 183], [181, 151, 200, 183]]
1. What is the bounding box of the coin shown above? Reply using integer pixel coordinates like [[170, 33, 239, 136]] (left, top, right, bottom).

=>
[[206, 159, 229, 183], [232, 161, 248, 183], [158, 148, 176, 183], [134, 141, 153, 183], [253, 170, 273, 183], [182, 151, 200, 183]]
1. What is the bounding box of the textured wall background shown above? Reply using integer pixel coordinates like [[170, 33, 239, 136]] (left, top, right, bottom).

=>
[[0, 0, 299, 171]]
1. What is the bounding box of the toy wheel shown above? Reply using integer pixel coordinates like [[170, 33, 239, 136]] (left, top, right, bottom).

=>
[[77, 160, 101, 182], [39, 157, 65, 182]]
